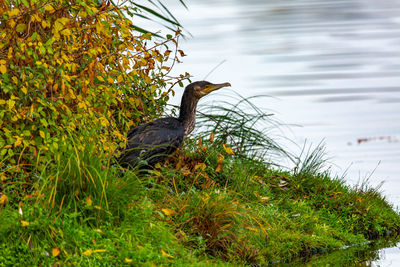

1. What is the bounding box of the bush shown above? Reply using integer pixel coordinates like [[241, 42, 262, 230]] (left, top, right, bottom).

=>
[[0, 0, 186, 171]]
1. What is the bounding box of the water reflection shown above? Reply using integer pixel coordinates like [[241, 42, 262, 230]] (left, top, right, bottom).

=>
[[279, 238, 400, 266]]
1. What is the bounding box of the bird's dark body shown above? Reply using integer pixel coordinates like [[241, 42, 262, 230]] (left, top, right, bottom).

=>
[[118, 117, 185, 167], [117, 81, 230, 168]]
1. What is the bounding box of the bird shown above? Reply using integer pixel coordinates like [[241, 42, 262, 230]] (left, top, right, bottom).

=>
[[118, 81, 231, 168]]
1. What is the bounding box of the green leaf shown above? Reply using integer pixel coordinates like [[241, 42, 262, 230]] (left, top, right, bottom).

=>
[[40, 118, 48, 127], [21, 0, 29, 8], [39, 46, 46, 55], [32, 32, 38, 41]]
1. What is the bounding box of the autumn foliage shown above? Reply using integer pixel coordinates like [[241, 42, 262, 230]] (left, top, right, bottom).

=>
[[0, 0, 186, 168]]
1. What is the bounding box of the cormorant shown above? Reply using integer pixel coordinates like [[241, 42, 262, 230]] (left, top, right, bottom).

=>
[[118, 81, 231, 168]]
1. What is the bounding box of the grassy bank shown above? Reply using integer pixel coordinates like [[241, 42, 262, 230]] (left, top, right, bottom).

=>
[[1, 129, 400, 266]]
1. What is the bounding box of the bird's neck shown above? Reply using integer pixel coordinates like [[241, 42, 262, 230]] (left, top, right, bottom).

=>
[[178, 94, 199, 137]]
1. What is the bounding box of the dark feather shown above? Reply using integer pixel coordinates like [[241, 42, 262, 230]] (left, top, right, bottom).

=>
[[118, 117, 184, 167]]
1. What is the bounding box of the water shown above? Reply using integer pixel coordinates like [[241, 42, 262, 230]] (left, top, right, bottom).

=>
[[157, 0, 400, 209]]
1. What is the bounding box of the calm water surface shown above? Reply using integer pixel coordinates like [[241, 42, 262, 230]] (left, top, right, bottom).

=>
[[161, 0, 400, 210]]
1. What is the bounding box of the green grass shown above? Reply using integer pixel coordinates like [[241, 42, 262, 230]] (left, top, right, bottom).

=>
[[1, 102, 400, 266]]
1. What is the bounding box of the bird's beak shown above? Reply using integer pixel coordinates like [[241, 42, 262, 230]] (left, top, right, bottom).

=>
[[202, 82, 231, 95]]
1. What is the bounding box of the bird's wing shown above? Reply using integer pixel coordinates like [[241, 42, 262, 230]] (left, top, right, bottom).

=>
[[119, 118, 185, 166]]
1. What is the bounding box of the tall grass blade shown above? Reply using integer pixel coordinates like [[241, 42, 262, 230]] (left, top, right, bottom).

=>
[[294, 140, 329, 176], [194, 93, 294, 166]]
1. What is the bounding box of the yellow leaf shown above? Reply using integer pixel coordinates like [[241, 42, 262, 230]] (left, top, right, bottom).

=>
[[85, 196, 92, 206], [39, 130, 45, 139], [52, 248, 60, 257], [107, 76, 114, 84], [194, 163, 206, 171], [117, 75, 124, 83], [215, 163, 222, 172], [0, 194, 8, 205], [144, 75, 152, 84], [9, 8, 20, 17], [139, 58, 147, 65], [223, 144, 234, 155], [94, 229, 103, 234], [21, 220, 30, 227], [7, 99, 15, 109], [125, 258, 133, 263], [93, 249, 107, 253], [217, 154, 225, 163], [82, 250, 92, 256], [161, 208, 176, 216], [9, 20, 16, 29], [78, 101, 86, 109], [14, 137, 22, 147], [44, 4, 55, 12], [150, 84, 157, 93], [8, 47, 13, 59], [0, 64, 6, 74], [21, 86, 27, 95], [161, 249, 174, 258], [61, 29, 72, 36]]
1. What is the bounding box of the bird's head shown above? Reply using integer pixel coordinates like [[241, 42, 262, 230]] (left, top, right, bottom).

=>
[[187, 81, 231, 99]]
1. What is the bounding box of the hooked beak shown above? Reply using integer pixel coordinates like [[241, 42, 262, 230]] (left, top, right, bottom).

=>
[[202, 82, 231, 95]]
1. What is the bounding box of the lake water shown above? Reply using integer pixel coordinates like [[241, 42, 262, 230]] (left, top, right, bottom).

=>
[[157, 0, 400, 210]]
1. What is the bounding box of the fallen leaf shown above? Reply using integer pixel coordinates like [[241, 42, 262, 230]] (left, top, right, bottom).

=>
[[125, 258, 133, 263], [194, 163, 206, 171], [82, 250, 93, 256], [93, 249, 107, 253], [52, 248, 60, 257], [161, 249, 174, 258], [85, 196, 92, 206], [21, 220, 30, 227], [215, 163, 223, 172], [0, 194, 8, 205], [161, 208, 176, 216]]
